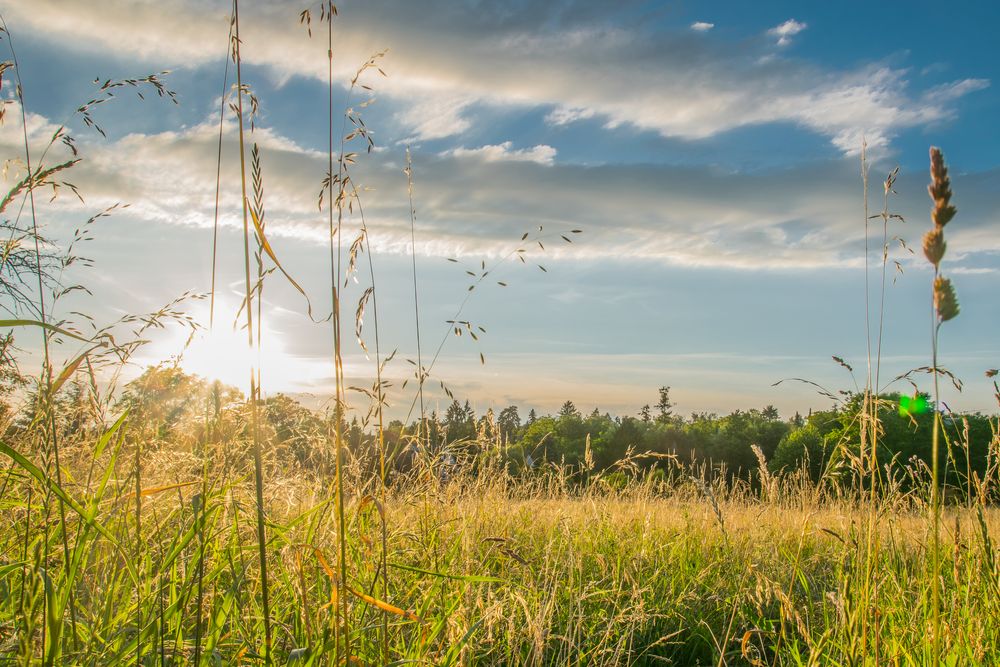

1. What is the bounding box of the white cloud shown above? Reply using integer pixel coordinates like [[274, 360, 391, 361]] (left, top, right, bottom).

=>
[[0, 101, 67, 168], [442, 141, 556, 166], [7, 104, 999, 417], [544, 106, 596, 126], [691, 22, 715, 32], [950, 267, 997, 275], [923, 78, 990, 102], [2, 0, 986, 154], [769, 18, 807, 46], [32, 107, 996, 274], [394, 94, 473, 141]]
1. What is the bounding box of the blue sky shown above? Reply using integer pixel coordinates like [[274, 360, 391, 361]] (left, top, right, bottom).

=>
[[2, 0, 999, 419]]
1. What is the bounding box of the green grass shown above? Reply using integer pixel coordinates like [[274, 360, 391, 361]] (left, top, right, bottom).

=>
[[2, 437, 1000, 665]]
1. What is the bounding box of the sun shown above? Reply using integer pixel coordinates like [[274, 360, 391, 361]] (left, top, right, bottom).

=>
[[177, 321, 257, 393], [144, 300, 329, 396]]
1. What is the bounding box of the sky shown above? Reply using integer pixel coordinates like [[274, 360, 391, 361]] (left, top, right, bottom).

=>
[[2, 0, 999, 422]]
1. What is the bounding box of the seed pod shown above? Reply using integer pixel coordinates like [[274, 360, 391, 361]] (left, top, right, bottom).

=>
[[922, 228, 946, 267], [933, 276, 960, 322], [928, 147, 956, 227]]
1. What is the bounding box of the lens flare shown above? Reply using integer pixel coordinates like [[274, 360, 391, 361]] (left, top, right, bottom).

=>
[[899, 395, 929, 417]]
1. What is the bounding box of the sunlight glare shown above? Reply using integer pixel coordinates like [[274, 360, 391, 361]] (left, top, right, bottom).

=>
[[145, 301, 329, 396]]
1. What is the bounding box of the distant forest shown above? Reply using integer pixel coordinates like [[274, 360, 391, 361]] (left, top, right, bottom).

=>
[[8, 366, 997, 492]]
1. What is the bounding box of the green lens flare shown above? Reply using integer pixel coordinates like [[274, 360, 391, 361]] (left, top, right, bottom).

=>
[[899, 395, 929, 417]]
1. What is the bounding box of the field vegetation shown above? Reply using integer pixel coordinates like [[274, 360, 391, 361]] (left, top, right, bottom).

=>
[[1, 3, 998, 665]]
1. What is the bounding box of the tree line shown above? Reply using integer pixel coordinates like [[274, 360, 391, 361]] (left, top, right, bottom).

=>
[[5, 368, 995, 494]]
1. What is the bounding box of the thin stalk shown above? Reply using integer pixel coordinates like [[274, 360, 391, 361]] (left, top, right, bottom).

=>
[[351, 187, 388, 661], [873, 172, 894, 402], [198, 17, 233, 659], [398, 229, 563, 430], [406, 147, 426, 446], [868, 164, 897, 664], [232, 2, 271, 661], [134, 426, 142, 667], [930, 282, 941, 663], [192, 387, 220, 667], [924, 146, 957, 662], [325, 3, 351, 659], [209, 14, 234, 330], [862, 139, 873, 410], [253, 143, 264, 428], [859, 141, 877, 662], [2, 15, 79, 654], [192, 448, 207, 665], [149, 502, 166, 667], [18, 484, 32, 656]]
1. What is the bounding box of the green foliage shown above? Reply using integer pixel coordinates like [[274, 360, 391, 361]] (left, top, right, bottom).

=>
[[262, 393, 326, 466], [497, 405, 520, 443], [771, 423, 827, 479], [655, 385, 673, 423], [444, 399, 476, 442], [520, 415, 558, 459]]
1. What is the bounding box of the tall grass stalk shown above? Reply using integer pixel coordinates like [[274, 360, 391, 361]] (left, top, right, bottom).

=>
[[406, 147, 426, 445], [351, 177, 390, 663], [195, 9, 232, 647], [859, 145, 901, 661], [1, 16, 79, 657], [321, 2, 351, 659], [231, 1, 272, 660], [858, 141, 877, 661], [197, 5, 233, 640], [133, 423, 142, 666], [924, 146, 960, 662], [208, 13, 234, 331]]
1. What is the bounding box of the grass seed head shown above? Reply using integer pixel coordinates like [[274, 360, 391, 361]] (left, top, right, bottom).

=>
[[928, 147, 956, 228], [933, 275, 960, 322], [922, 227, 946, 267]]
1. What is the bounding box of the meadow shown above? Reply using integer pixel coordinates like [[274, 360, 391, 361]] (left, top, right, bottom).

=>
[[2, 3, 999, 665]]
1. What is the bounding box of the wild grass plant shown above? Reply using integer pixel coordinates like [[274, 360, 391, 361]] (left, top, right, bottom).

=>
[[1, 4, 999, 666], [3, 427, 1000, 665]]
